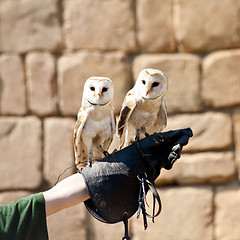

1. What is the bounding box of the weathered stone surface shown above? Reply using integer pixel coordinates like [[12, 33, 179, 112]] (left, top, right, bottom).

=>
[[47, 204, 87, 240], [0, 117, 42, 190], [133, 54, 201, 113], [0, 0, 62, 53], [202, 50, 240, 108], [166, 112, 232, 152], [0, 55, 27, 115], [132, 186, 213, 240], [86, 212, 124, 240], [63, 0, 136, 52], [136, 0, 175, 53], [233, 109, 240, 180], [156, 152, 235, 186], [26, 52, 57, 116], [43, 118, 75, 186], [173, 0, 240, 52], [58, 51, 131, 115], [0, 191, 31, 204], [215, 187, 240, 240]]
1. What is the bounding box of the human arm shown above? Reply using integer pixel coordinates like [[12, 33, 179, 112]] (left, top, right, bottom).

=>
[[42, 173, 89, 216]]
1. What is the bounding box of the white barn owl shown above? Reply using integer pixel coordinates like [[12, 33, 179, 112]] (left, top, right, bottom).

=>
[[74, 77, 116, 170], [118, 68, 168, 148]]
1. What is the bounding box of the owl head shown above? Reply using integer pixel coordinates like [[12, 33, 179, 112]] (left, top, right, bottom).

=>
[[83, 77, 114, 106], [135, 68, 168, 100]]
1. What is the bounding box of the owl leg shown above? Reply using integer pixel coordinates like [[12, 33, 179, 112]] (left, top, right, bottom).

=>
[[97, 145, 110, 157], [135, 129, 141, 141]]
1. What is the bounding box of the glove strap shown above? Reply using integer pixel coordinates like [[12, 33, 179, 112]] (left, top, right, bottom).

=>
[[137, 173, 162, 230]]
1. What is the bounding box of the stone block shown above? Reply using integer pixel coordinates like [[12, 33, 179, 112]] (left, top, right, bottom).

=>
[[26, 52, 57, 116], [202, 50, 240, 108], [43, 118, 75, 186], [0, 0, 62, 53], [132, 186, 213, 240], [58, 51, 131, 115], [136, 0, 175, 52], [0, 191, 31, 204], [215, 187, 240, 240], [86, 212, 124, 240], [166, 112, 232, 152], [47, 204, 87, 240], [63, 0, 136, 52], [0, 117, 42, 190], [233, 109, 240, 180], [173, 0, 240, 52], [133, 54, 201, 113], [0, 55, 27, 115], [156, 152, 236, 186]]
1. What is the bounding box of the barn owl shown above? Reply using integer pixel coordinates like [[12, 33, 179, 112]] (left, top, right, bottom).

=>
[[118, 68, 168, 148], [74, 77, 116, 170]]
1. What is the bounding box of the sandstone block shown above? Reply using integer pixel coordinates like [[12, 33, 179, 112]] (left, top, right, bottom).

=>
[[0, 117, 42, 190], [132, 186, 213, 240], [0, 0, 62, 53], [86, 212, 124, 240], [136, 0, 175, 52], [133, 54, 201, 113], [58, 51, 131, 115], [156, 152, 235, 186], [166, 112, 232, 152], [202, 50, 240, 108], [215, 187, 240, 240], [173, 0, 240, 52], [233, 109, 240, 180], [26, 52, 57, 116], [63, 0, 136, 52], [43, 118, 75, 186], [47, 204, 87, 240], [0, 55, 27, 115], [0, 191, 32, 204]]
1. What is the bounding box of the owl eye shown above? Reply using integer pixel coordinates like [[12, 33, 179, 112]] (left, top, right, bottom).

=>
[[142, 80, 146, 85], [102, 87, 108, 92], [90, 87, 95, 91], [152, 82, 159, 87]]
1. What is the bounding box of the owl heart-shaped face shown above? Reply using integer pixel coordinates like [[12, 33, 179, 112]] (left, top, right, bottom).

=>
[[84, 77, 114, 105], [136, 69, 168, 100]]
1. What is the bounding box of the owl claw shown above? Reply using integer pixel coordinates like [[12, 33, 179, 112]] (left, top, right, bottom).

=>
[[87, 160, 92, 167], [145, 132, 150, 137], [135, 135, 140, 142], [103, 151, 110, 157]]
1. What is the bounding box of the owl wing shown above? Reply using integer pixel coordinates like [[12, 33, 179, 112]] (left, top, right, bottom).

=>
[[117, 89, 137, 148], [150, 98, 167, 133], [103, 105, 116, 151], [74, 107, 88, 166]]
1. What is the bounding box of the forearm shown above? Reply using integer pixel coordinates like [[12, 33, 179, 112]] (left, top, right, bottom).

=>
[[42, 173, 90, 216]]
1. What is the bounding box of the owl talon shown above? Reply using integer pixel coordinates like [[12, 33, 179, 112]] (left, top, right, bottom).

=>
[[145, 132, 150, 137], [87, 160, 92, 167], [103, 151, 110, 157], [135, 135, 140, 142]]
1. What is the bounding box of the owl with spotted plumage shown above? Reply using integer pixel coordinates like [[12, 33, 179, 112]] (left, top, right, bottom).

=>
[[117, 68, 168, 149], [74, 77, 116, 170]]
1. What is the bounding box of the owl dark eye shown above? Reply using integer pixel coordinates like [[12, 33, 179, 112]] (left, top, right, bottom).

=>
[[90, 87, 95, 91], [142, 80, 146, 85], [152, 82, 159, 87], [102, 87, 108, 92]]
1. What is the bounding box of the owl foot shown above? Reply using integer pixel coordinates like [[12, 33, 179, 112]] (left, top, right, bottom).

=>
[[145, 132, 150, 137], [103, 151, 110, 157], [87, 160, 92, 167], [135, 135, 140, 142]]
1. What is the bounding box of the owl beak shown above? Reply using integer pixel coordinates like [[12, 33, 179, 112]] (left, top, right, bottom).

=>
[[97, 93, 102, 100], [146, 89, 151, 96]]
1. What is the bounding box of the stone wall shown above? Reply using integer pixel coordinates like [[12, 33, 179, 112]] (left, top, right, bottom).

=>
[[0, 0, 240, 239]]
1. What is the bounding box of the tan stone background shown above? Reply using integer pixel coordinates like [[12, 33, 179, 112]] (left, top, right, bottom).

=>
[[0, 0, 240, 239]]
